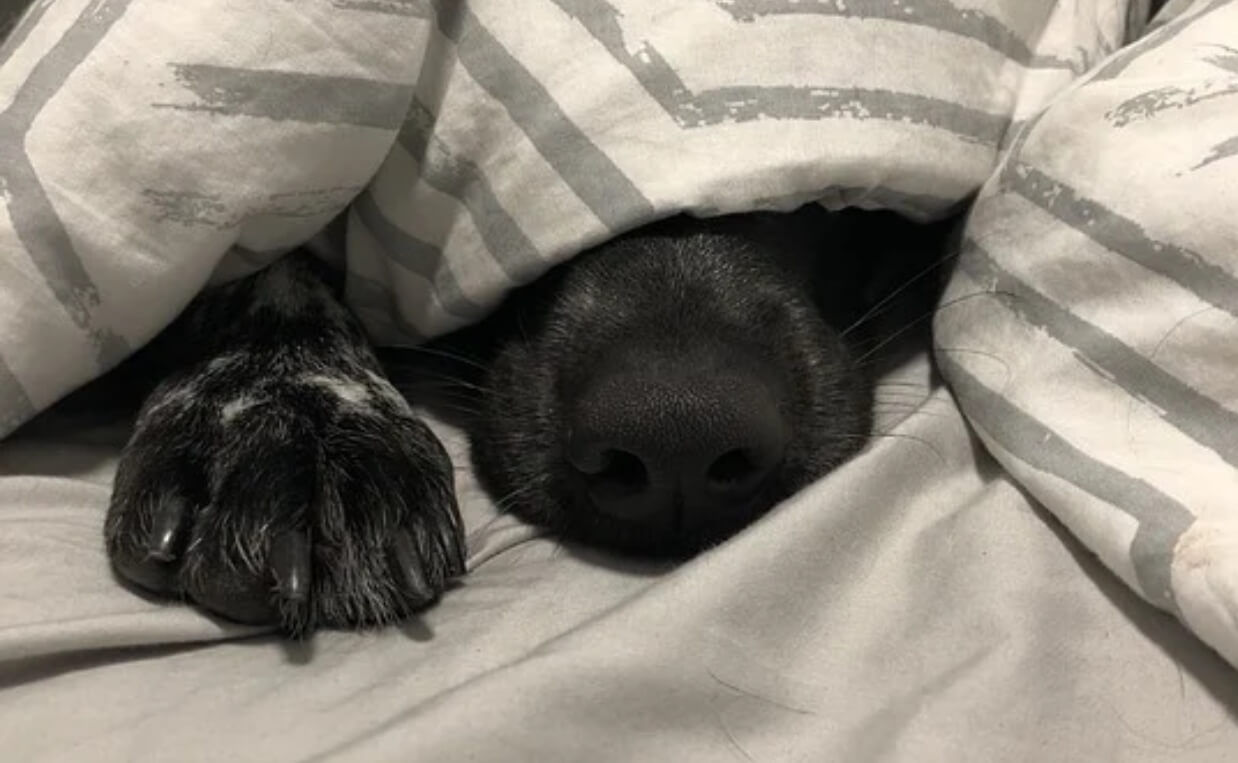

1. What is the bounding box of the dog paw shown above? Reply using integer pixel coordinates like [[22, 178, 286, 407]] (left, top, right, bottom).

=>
[[105, 360, 464, 634]]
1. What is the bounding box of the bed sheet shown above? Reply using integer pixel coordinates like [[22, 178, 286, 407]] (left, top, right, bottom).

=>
[[2, 350, 1235, 762]]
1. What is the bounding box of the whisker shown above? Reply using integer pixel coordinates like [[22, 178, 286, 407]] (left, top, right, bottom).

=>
[[491, 480, 546, 514], [854, 289, 1018, 366], [874, 411, 953, 424], [872, 397, 952, 411], [872, 407, 954, 421], [389, 344, 490, 372], [873, 393, 936, 403], [873, 390, 941, 400], [397, 371, 491, 395], [425, 401, 484, 418], [422, 387, 486, 405], [841, 247, 963, 337], [873, 380, 934, 389], [391, 383, 485, 410], [871, 399, 941, 410]]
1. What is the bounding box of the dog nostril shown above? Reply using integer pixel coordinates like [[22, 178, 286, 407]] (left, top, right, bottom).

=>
[[572, 447, 663, 522], [588, 449, 649, 495], [705, 448, 760, 488]]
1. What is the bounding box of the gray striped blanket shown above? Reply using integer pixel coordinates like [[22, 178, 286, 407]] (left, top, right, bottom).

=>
[[4, 1, 1238, 666]]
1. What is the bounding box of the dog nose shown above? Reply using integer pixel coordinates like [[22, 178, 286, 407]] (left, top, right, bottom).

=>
[[566, 363, 788, 534]]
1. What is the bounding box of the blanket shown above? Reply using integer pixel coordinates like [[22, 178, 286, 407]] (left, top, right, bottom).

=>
[[4, 0, 1237, 668], [935, 0, 1238, 666]]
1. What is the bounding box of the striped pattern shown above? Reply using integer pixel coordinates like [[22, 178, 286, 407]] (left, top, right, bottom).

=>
[[7, 0, 1237, 666], [351, 0, 1133, 342], [0, 0, 425, 417], [935, 0, 1238, 666], [0, 1, 1124, 406], [0, 0, 1128, 394]]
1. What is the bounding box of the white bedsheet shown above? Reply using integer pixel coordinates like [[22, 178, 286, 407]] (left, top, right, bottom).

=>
[[3, 351, 1235, 762]]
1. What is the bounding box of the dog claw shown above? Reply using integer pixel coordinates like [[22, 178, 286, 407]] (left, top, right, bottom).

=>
[[270, 531, 311, 602], [445, 525, 466, 578], [393, 531, 435, 602], [147, 497, 186, 561]]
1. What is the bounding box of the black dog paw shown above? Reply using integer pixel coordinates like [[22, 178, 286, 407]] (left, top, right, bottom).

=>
[[105, 362, 464, 634]]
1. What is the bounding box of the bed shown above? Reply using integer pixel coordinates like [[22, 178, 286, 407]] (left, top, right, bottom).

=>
[[3, 1, 1238, 760]]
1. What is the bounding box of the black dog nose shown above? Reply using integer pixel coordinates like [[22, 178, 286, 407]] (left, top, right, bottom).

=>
[[566, 362, 788, 533]]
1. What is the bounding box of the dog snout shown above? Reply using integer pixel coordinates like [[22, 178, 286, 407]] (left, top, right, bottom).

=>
[[565, 356, 788, 535]]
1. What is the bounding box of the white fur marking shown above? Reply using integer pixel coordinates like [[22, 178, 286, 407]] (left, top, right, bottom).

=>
[[141, 383, 199, 420], [302, 374, 372, 406], [220, 395, 258, 424], [207, 352, 243, 375], [364, 369, 410, 408]]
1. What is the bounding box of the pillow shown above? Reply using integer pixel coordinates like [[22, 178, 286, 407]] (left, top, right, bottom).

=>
[[0, 0, 1134, 437], [936, 0, 1238, 666]]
